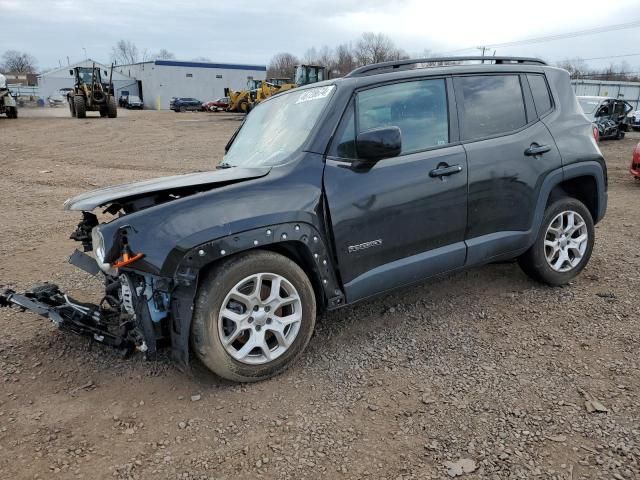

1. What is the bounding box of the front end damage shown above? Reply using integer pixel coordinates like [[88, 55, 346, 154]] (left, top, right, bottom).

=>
[[0, 240, 174, 362], [0, 166, 276, 371]]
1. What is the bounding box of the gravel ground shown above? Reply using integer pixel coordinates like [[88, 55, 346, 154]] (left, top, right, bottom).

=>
[[0, 109, 639, 480]]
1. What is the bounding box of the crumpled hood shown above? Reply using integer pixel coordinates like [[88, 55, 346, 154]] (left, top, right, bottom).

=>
[[64, 166, 271, 211]]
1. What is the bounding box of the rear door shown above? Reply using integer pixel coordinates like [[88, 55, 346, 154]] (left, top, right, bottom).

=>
[[454, 73, 563, 264], [324, 77, 468, 302]]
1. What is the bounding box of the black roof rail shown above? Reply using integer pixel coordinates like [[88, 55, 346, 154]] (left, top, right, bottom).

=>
[[345, 56, 547, 77]]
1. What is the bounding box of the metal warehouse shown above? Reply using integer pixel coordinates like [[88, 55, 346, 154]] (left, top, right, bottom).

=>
[[115, 59, 266, 110], [572, 79, 640, 110], [38, 60, 139, 101]]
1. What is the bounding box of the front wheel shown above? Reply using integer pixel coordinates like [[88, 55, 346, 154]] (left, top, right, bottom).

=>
[[107, 96, 117, 118], [518, 197, 595, 285], [74, 95, 86, 118], [191, 251, 316, 382]]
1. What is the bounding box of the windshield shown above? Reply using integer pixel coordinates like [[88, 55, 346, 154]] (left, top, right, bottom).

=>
[[223, 85, 335, 167], [578, 98, 600, 115], [77, 67, 101, 85]]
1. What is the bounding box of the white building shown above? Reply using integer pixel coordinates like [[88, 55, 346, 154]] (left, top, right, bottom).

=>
[[38, 59, 139, 100], [115, 59, 267, 110]]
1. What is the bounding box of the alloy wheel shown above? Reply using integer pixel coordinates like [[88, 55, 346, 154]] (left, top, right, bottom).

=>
[[218, 273, 302, 365], [544, 210, 589, 272]]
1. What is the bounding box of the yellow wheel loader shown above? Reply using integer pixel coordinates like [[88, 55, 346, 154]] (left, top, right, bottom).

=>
[[225, 65, 329, 113], [68, 63, 117, 119]]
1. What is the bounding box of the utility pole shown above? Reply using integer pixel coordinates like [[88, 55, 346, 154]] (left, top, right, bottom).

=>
[[478, 46, 488, 63]]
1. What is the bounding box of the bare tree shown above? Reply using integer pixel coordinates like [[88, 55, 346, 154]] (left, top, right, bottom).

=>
[[267, 52, 299, 80], [111, 40, 140, 65], [192, 56, 212, 62], [154, 49, 175, 60], [556, 57, 589, 79], [1, 50, 37, 73], [333, 43, 355, 76], [354, 32, 406, 66]]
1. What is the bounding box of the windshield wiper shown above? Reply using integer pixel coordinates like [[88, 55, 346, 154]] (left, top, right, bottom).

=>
[[216, 162, 235, 169]]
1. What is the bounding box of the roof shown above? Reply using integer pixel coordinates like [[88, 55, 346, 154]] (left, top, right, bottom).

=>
[[117, 59, 266, 72], [38, 59, 135, 81]]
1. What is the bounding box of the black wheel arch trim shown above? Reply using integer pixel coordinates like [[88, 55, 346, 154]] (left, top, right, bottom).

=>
[[173, 222, 345, 309]]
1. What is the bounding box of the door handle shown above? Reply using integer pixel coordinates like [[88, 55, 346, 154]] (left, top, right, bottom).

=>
[[429, 164, 463, 178], [525, 144, 551, 156]]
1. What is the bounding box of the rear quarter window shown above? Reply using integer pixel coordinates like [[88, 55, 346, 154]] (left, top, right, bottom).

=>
[[527, 74, 553, 116], [455, 75, 527, 141]]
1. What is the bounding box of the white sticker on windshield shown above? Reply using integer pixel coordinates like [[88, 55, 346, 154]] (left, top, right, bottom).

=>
[[296, 86, 335, 104]]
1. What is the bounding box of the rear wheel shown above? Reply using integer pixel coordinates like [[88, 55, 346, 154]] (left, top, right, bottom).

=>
[[106, 96, 117, 118], [518, 197, 594, 285], [179, 106, 186, 112], [7, 107, 17, 119], [191, 251, 316, 382], [74, 95, 86, 119]]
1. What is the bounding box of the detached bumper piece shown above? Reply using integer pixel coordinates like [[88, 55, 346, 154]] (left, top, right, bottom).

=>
[[0, 283, 137, 352]]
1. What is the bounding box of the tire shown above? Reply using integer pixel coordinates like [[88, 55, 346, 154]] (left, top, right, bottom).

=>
[[192, 250, 316, 382], [238, 100, 249, 113], [7, 107, 17, 119], [68, 98, 76, 117], [99, 108, 107, 117], [74, 95, 86, 119], [106, 96, 117, 118], [518, 197, 595, 286], [617, 130, 625, 140], [179, 106, 186, 112]]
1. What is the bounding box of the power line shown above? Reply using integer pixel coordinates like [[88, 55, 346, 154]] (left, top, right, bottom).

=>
[[562, 52, 640, 62], [444, 20, 640, 54]]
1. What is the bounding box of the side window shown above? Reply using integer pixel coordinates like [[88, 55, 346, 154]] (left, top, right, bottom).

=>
[[331, 104, 356, 159], [527, 74, 553, 116], [456, 75, 527, 141], [358, 79, 449, 154]]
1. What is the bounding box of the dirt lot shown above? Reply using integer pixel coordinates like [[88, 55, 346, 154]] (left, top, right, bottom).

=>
[[0, 108, 639, 480]]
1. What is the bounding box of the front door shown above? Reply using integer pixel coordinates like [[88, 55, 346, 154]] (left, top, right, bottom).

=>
[[323, 77, 468, 302]]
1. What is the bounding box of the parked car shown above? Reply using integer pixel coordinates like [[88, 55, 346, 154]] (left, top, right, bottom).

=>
[[47, 93, 66, 107], [173, 97, 203, 112], [630, 110, 640, 131], [203, 97, 229, 112], [577, 95, 632, 140], [631, 142, 640, 180], [1, 56, 608, 383], [124, 95, 143, 109]]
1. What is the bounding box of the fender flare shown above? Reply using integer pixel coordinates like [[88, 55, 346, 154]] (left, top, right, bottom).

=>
[[174, 222, 345, 308]]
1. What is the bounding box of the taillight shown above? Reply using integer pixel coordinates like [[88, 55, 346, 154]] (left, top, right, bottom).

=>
[[592, 125, 599, 143]]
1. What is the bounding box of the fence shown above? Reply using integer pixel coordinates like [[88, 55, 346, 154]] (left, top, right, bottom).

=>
[[571, 79, 640, 110]]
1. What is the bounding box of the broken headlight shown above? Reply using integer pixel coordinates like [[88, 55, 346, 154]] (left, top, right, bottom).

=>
[[91, 227, 111, 273]]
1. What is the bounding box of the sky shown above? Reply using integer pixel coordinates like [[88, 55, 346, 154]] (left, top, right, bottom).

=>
[[1, 0, 640, 72]]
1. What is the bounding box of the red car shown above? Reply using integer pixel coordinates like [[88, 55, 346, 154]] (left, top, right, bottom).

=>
[[202, 97, 229, 112], [632, 142, 640, 180]]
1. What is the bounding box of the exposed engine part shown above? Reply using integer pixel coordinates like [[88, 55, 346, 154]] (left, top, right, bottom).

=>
[[70, 212, 99, 252], [120, 274, 135, 316], [0, 283, 139, 351]]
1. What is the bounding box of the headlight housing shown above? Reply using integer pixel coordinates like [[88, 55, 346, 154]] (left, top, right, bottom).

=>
[[91, 227, 111, 273]]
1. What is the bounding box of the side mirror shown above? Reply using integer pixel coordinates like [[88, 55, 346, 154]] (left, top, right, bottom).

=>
[[356, 126, 402, 162], [69, 69, 74, 76]]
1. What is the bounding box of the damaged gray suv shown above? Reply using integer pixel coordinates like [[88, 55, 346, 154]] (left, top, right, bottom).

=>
[[1, 57, 607, 382]]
